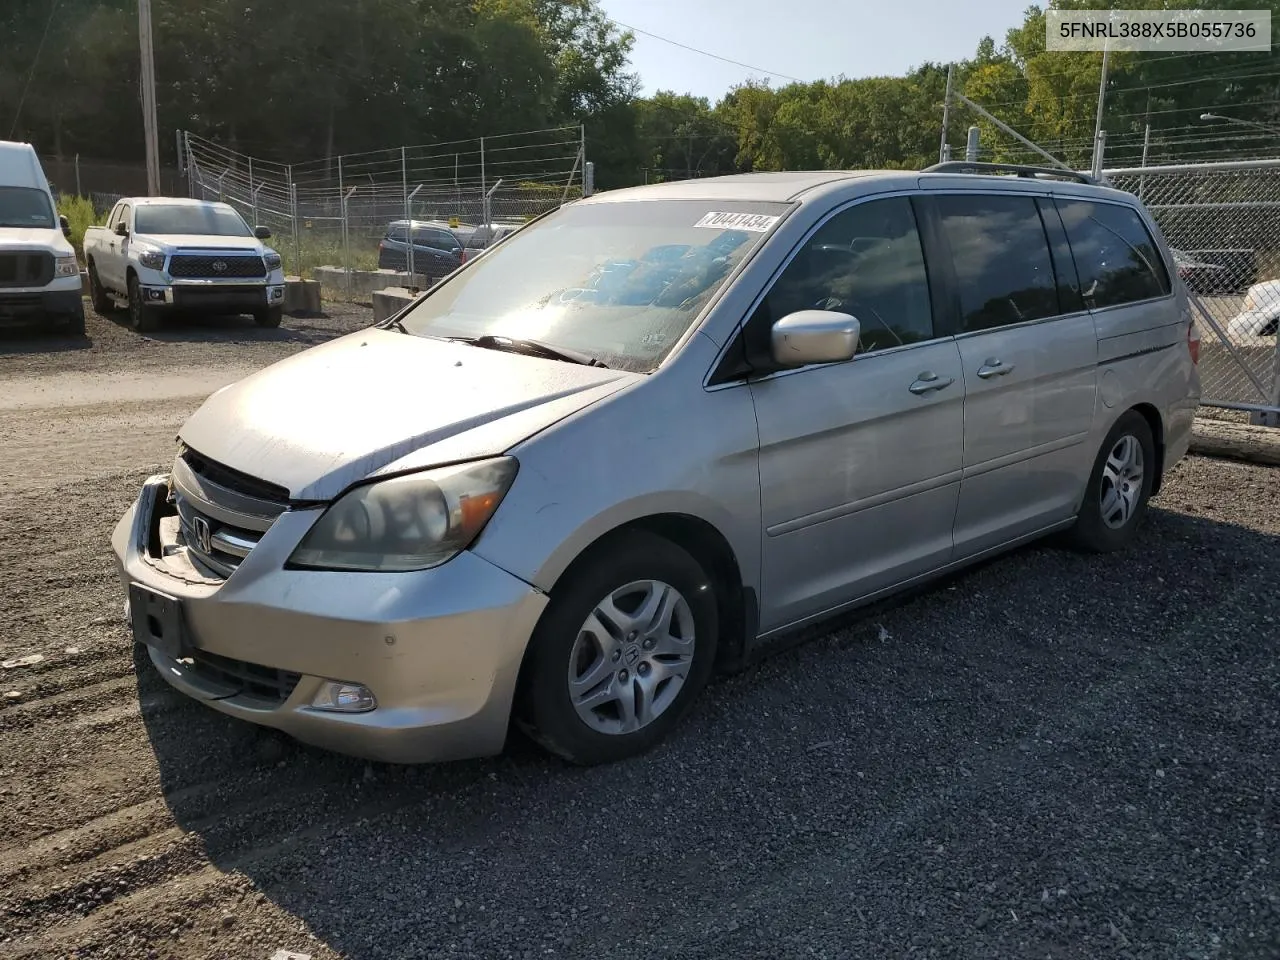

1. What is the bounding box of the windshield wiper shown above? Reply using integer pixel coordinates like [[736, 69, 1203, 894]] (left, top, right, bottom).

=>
[[444, 334, 610, 368]]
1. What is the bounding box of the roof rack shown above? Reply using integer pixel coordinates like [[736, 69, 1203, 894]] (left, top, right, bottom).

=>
[[921, 161, 1097, 185]]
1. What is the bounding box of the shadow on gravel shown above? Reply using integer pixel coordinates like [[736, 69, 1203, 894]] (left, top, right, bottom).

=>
[[0, 326, 91, 355], [133, 504, 1280, 960], [103, 309, 341, 346]]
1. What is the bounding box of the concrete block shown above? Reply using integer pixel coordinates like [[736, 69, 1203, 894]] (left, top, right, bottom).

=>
[[311, 266, 433, 299], [284, 277, 322, 316], [372, 287, 419, 325]]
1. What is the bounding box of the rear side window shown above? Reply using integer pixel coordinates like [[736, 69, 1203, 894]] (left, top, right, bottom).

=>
[[935, 194, 1060, 333], [1056, 199, 1172, 309], [412, 228, 459, 251], [387, 224, 408, 242]]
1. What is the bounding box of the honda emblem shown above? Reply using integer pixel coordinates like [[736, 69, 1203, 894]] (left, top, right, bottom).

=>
[[192, 516, 213, 554]]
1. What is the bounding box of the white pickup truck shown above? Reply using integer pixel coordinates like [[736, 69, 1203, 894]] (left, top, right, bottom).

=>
[[83, 197, 287, 332]]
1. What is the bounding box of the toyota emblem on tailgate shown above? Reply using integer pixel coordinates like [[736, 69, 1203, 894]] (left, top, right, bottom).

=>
[[211, 260, 227, 273], [192, 516, 213, 554]]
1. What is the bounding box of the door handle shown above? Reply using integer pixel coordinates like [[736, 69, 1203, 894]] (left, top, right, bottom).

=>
[[976, 358, 1015, 379], [909, 371, 955, 395]]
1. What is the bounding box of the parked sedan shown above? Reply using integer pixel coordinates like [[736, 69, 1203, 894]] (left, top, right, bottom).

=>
[[1171, 248, 1230, 295], [377, 220, 465, 276]]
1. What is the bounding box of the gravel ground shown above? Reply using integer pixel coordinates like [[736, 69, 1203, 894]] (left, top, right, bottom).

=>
[[1, 303, 1279, 960]]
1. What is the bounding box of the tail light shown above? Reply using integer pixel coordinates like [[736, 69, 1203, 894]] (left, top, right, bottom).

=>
[[1188, 318, 1201, 365], [459, 248, 467, 264]]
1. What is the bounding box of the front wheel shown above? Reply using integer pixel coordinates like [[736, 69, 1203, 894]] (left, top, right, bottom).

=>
[[127, 275, 159, 333], [516, 530, 719, 766], [1067, 410, 1156, 553], [87, 261, 113, 314], [65, 303, 86, 337], [253, 305, 283, 328]]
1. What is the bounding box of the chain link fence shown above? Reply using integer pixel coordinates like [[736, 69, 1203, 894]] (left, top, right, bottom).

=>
[[183, 126, 590, 301], [1103, 159, 1280, 426]]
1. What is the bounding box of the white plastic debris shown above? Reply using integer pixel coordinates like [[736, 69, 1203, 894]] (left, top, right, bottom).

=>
[[1, 654, 43, 669], [876, 624, 892, 643], [270, 952, 312, 960]]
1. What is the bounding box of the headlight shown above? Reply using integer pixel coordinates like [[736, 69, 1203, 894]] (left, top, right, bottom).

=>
[[287, 457, 518, 572], [137, 249, 166, 270], [54, 255, 79, 278], [264, 250, 282, 271]]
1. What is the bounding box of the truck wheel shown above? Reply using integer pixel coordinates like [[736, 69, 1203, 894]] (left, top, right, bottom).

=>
[[87, 262, 113, 314], [65, 303, 86, 337], [253, 306, 283, 328], [127, 275, 159, 333]]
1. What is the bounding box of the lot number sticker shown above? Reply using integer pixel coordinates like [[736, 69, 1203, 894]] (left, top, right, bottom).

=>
[[694, 211, 780, 232]]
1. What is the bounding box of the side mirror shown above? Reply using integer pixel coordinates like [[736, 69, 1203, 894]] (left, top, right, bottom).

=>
[[59, 214, 71, 238], [770, 309, 861, 367], [254, 225, 272, 240], [114, 221, 129, 238]]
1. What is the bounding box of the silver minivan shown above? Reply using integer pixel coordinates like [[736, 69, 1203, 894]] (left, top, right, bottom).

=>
[[112, 163, 1202, 766]]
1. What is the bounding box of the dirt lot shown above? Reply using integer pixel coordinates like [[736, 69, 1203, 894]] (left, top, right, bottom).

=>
[[1, 305, 1279, 960]]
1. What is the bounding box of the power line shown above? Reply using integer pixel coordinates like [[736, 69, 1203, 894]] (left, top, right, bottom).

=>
[[609, 18, 804, 85], [8, 0, 60, 139]]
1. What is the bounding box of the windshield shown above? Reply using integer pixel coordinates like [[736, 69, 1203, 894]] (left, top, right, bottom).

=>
[[396, 199, 789, 372], [0, 186, 55, 229], [134, 204, 252, 237]]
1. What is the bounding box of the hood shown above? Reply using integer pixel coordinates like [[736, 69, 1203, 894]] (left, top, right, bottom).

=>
[[138, 234, 265, 251], [178, 329, 641, 501], [0, 227, 72, 256]]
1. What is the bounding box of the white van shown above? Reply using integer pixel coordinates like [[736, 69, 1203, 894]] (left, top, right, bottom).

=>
[[0, 141, 84, 335]]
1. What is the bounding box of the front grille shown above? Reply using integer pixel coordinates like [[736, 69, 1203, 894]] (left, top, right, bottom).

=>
[[0, 252, 53, 288], [169, 254, 267, 279], [171, 447, 289, 580], [186, 648, 301, 705], [182, 447, 290, 502]]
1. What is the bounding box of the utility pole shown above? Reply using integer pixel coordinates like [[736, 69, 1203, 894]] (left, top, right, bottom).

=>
[[1091, 42, 1110, 180], [138, 0, 161, 196], [1138, 122, 1151, 200], [939, 64, 954, 164]]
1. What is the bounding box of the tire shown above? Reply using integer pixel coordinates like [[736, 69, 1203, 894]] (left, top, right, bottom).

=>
[[127, 274, 159, 333], [87, 261, 113, 314], [1066, 410, 1156, 553], [253, 305, 283, 328], [65, 303, 86, 337], [515, 530, 719, 766]]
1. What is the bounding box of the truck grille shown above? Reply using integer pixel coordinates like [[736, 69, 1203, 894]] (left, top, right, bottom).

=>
[[171, 447, 290, 580], [0, 252, 54, 288], [169, 254, 266, 279]]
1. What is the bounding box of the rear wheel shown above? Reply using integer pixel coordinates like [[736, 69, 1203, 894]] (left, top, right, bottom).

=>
[[87, 261, 113, 314], [516, 530, 719, 766], [127, 274, 159, 333], [1067, 410, 1155, 553]]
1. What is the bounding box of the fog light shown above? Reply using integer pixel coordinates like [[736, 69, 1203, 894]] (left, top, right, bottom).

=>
[[310, 680, 376, 713], [147, 288, 166, 301]]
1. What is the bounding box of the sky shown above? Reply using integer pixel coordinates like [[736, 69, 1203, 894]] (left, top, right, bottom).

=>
[[595, 0, 1032, 101]]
